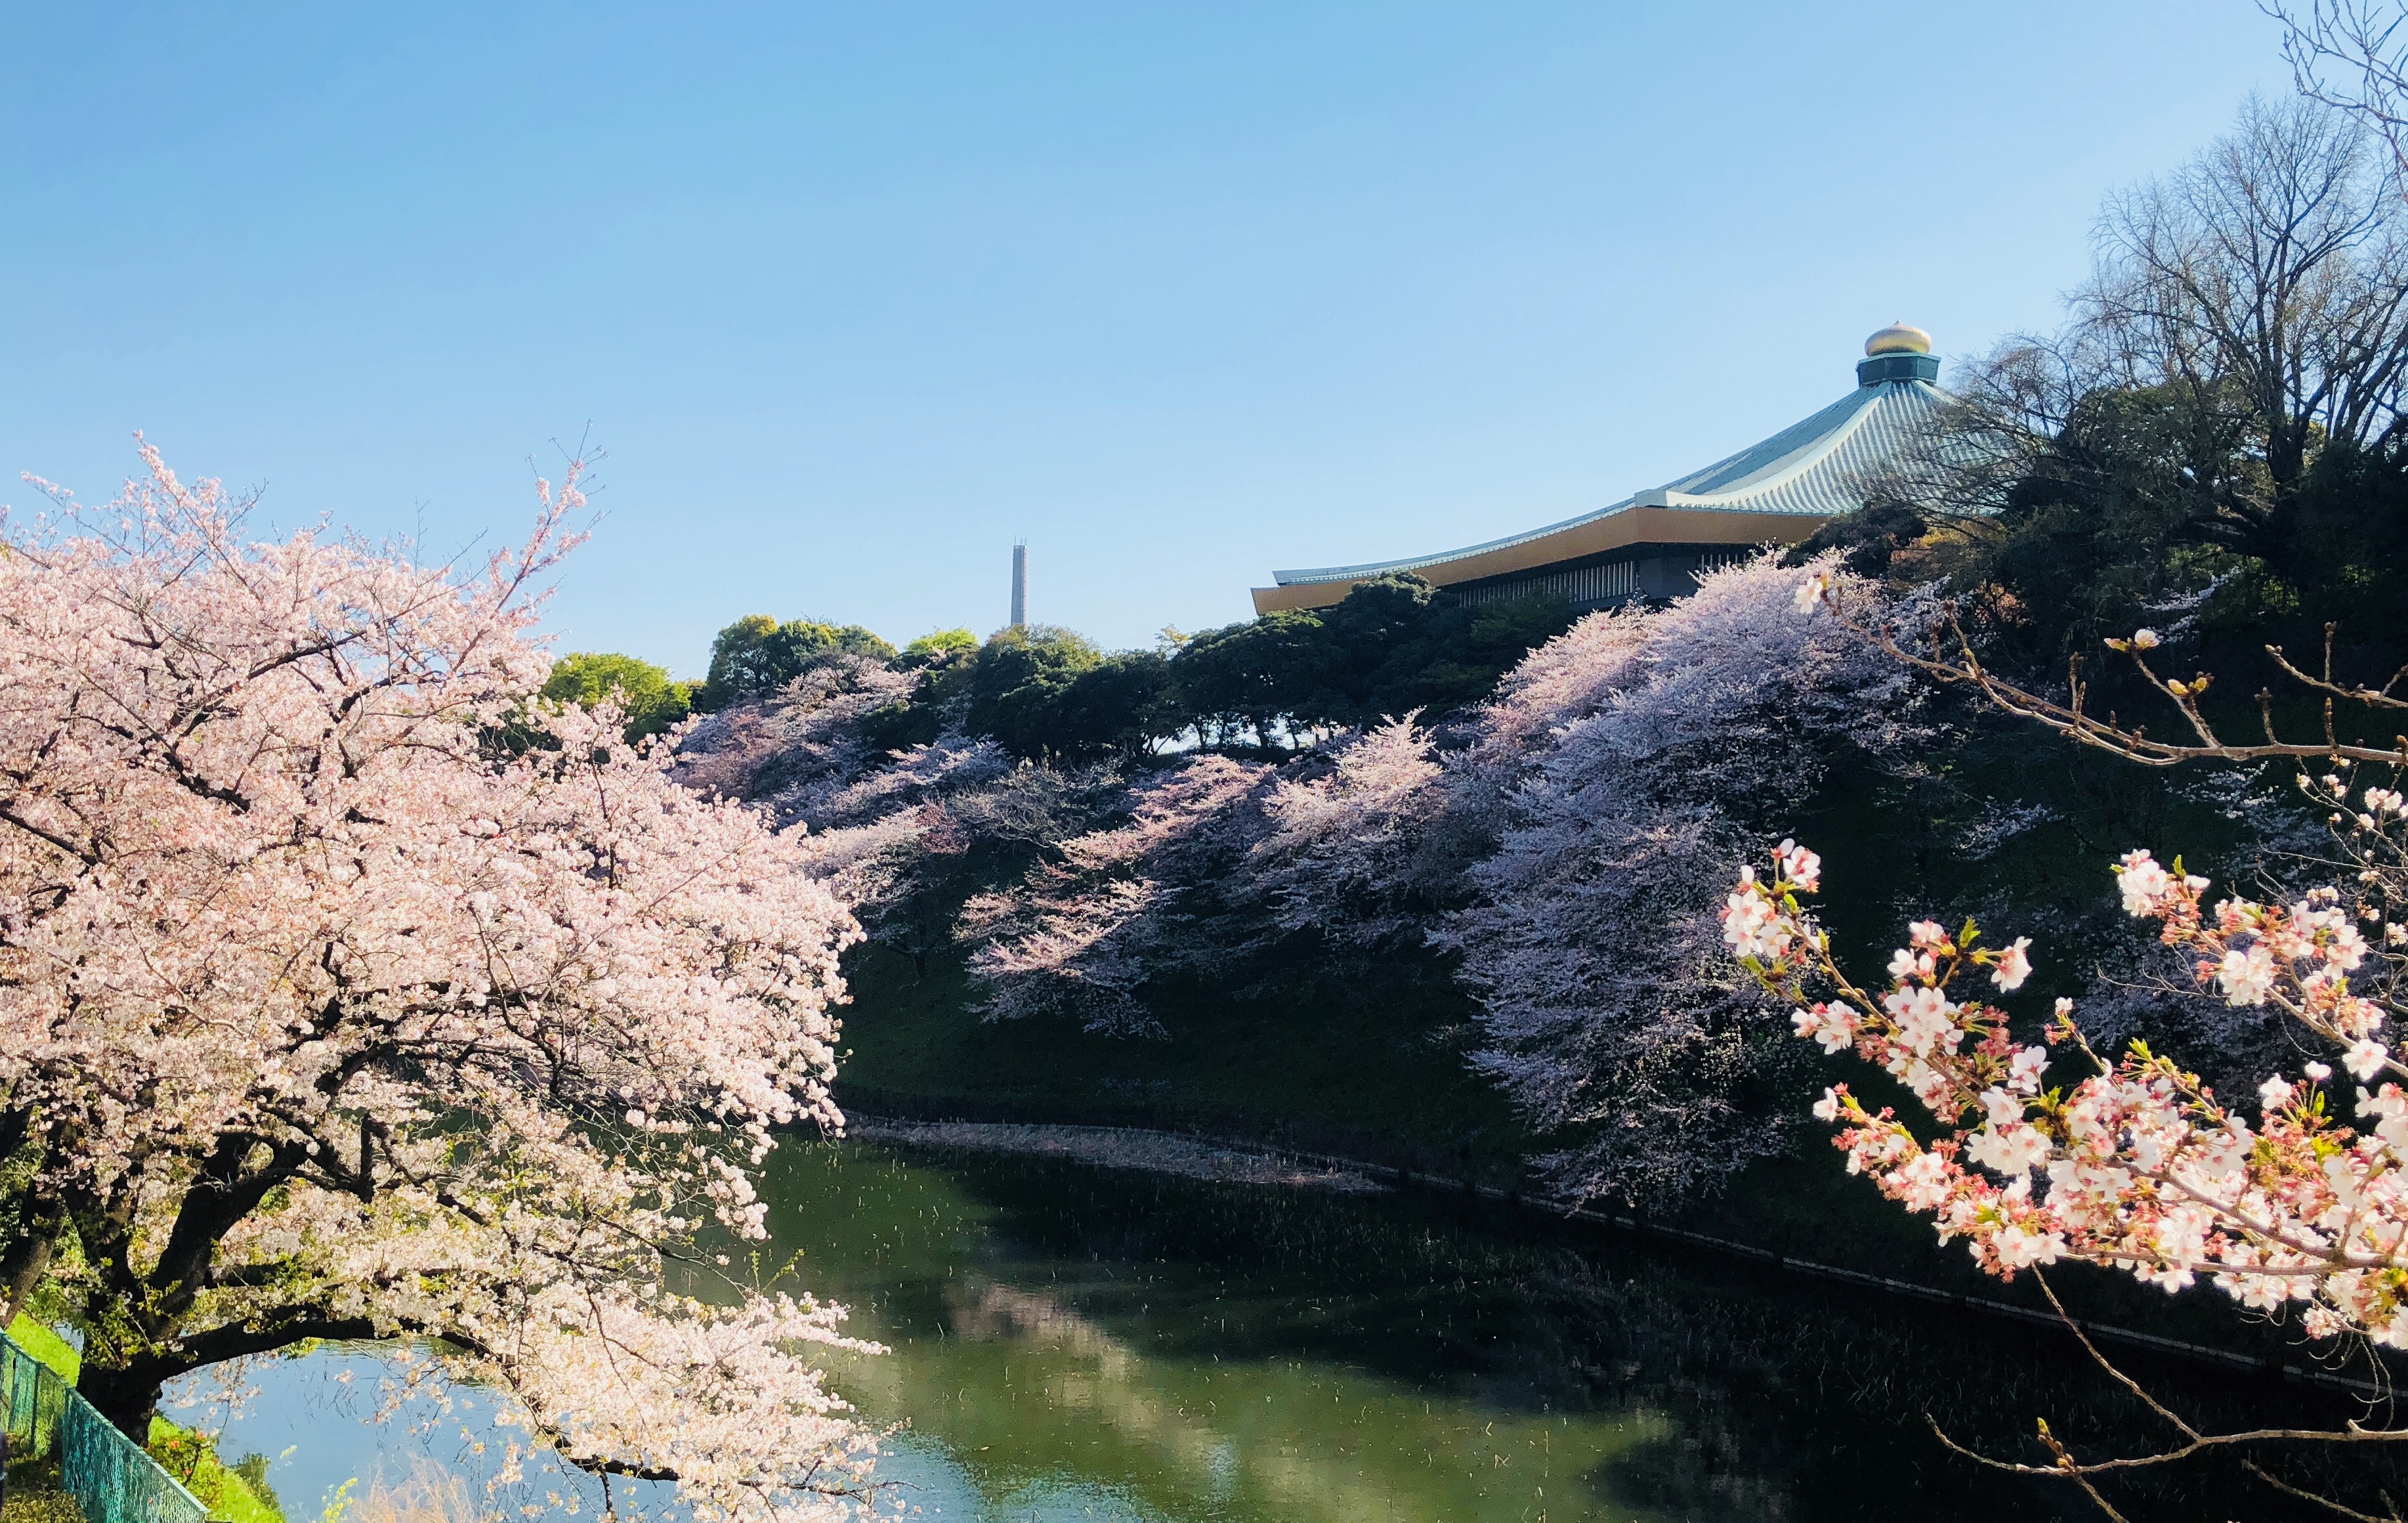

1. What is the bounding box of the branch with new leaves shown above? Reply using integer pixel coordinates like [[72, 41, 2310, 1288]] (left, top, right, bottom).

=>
[[1725, 823, 2408, 1512]]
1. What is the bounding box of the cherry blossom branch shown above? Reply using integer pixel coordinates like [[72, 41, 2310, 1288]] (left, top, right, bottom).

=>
[[1723, 828, 2408, 1510], [1925, 1272, 2408, 1483], [1727, 830, 2408, 1338], [1796, 568, 2408, 768]]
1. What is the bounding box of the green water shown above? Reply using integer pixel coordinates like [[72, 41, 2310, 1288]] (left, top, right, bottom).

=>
[[179, 1140, 2389, 1521], [757, 1142, 2144, 1522]]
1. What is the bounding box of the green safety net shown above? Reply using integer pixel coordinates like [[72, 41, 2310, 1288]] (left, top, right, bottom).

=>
[[3, 1331, 208, 1523]]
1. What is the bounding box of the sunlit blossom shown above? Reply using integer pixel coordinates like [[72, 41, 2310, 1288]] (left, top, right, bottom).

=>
[[1728, 828, 2408, 1350], [0, 446, 877, 1522], [1990, 936, 2033, 992]]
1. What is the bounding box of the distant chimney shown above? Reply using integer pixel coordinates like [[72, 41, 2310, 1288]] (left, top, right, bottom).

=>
[[1009, 542, 1028, 628]]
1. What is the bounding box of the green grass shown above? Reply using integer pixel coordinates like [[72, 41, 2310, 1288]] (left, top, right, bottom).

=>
[[4, 1316, 79, 1381], [146, 1424, 285, 1523]]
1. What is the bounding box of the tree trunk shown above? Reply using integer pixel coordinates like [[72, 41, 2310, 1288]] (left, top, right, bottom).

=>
[[77, 1363, 170, 1445], [1, 1233, 53, 1329]]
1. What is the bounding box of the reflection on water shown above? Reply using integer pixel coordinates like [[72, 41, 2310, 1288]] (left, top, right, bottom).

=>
[[842, 1274, 1662, 1521], [180, 1140, 2378, 1522], [769, 1142, 1999, 1522], [165, 1345, 679, 1523]]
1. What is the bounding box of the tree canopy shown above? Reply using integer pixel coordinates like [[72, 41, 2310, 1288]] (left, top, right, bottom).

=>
[[0, 450, 875, 1521], [898, 627, 979, 668], [541, 649, 694, 739], [1881, 97, 2408, 668], [697, 614, 897, 710]]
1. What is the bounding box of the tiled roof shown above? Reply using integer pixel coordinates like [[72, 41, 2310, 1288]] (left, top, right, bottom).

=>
[[1271, 375, 1947, 588]]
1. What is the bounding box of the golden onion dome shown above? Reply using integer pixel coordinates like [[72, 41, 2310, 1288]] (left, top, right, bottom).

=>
[[1865, 322, 1933, 356]]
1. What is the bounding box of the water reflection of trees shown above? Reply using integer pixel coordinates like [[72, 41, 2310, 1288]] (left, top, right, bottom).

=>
[[902, 1147, 2408, 1522]]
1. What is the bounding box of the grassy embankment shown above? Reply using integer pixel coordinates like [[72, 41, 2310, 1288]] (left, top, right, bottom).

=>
[[2, 1317, 284, 1523]]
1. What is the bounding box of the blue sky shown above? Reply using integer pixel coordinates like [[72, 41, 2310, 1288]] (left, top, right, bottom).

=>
[[0, 3, 2299, 674]]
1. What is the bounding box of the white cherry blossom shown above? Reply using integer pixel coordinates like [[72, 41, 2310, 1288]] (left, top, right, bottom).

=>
[[0, 446, 877, 1521]]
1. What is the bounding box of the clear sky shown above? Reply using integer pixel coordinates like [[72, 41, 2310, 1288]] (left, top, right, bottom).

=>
[[0, 3, 2302, 674]]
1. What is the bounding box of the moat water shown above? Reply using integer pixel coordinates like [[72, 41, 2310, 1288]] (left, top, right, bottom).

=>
[[177, 1140, 2343, 1523]]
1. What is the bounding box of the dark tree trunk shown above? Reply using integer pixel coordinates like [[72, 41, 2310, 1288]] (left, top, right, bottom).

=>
[[73, 1312, 381, 1444], [1, 1234, 54, 1329], [77, 1361, 175, 1444]]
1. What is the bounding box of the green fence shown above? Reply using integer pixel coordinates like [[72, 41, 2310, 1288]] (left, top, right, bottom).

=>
[[2, 1331, 207, 1523]]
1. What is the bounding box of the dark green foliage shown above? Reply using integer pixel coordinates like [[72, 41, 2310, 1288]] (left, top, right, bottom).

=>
[[910, 578, 1574, 760], [540, 651, 694, 740], [854, 630, 1170, 763], [963, 625, 1105, 757], [837, 933, 1522, 1177], [1048, 651, 1175, 762], [682, 575, 1572, 763], [1785, 499, 1928, 579], [858, 639, 980, 754], [1970, 383, 2261, 663], [2277, 437, 2408, 655], [1166, 576, 1575, 746], [1824, 379, 2408, 718], [696, 614, 897, 710], [1168, 611, 1341, 744]]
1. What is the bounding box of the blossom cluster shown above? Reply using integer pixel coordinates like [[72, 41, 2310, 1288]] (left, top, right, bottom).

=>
[[1452, 551, 1935, 1205], [957, 754, 1273, 1031], [1726, 819, 2408, 1344]]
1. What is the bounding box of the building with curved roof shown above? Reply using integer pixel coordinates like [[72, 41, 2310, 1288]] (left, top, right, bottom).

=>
[[1250, 325, 1947, 616]]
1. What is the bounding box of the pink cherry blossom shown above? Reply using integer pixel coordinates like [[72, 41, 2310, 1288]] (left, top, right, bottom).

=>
[[1774, 838, 1821, 890], [2218, 945, 2280, 1006], [1728, 827, 2408, 1354], [1987, 936, 2033, 992]]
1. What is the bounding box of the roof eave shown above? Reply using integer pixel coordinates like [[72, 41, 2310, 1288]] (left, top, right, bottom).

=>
[[1252, 504, 1825, 614]]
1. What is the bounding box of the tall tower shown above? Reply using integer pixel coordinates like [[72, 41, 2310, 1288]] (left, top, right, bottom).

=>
[[1009, 542, 1028, 628]]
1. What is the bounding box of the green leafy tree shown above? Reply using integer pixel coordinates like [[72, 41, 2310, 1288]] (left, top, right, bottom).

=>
[[1048, 651, 1175, 761], [1170, 611, 1341, 746], [1165, 576, 1573, 748], [899, 627, 979, 668], [696, 615, 897, 710], [964, 624, 1103, 758], [541, 651, 694, 740], [1322, 578, 1574, 719]]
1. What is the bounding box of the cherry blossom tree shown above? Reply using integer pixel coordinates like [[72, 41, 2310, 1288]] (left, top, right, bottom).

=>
[[942, 557, 1943, 1206], [956, 754, 1273, 1033], [670, 664, 1109, 981], [1245, 714, 1453, 948], [0, 446, 879, 1521], [1441, 554, 1933, 1205]]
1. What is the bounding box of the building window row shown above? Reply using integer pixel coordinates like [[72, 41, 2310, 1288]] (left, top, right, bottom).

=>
[[1452, 547, 1756, 609], [1454, 558, 1638, 608]]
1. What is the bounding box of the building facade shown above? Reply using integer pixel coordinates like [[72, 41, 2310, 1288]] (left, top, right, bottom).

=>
[[1250, 325, 1946, 616]]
